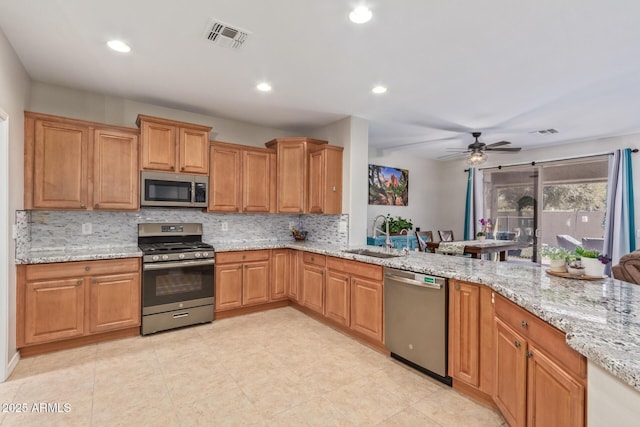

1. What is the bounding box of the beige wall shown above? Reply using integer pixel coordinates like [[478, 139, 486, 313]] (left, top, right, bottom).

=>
[[0, 27, 30, 378], [29, 82, 299, 148], [438, 135, 640, 246]]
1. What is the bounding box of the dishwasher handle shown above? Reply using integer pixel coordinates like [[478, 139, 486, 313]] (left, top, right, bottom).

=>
[[385, 273, 443, 290]]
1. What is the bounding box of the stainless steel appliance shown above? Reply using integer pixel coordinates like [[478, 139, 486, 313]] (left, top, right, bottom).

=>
[[138, 223, 214, 335], [141, 171, 208, 208], [384, 267, 451, 385]]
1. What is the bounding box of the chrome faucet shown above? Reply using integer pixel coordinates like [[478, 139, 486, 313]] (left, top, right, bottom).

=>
[[399, 229, 411, 254], [372, 215, 392, 251]]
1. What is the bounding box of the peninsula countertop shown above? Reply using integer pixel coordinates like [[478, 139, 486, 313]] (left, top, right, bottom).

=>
[[15, 240, 640, 392]]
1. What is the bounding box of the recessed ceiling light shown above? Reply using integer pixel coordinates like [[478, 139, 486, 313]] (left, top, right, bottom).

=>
[[256, 82, 272, 92], [349, 6, 372, 24], [107, 40, 131, 53], [372, 85, 387, 94]]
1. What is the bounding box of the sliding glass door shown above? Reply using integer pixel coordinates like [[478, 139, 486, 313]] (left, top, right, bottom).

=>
[[483, 165, 541, 263]]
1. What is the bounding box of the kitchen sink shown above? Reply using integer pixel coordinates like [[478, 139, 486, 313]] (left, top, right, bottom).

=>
[[343, 249, 403, 259]]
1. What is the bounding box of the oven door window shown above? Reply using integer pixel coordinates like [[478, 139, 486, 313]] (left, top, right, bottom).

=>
[[145, 179, 192, 203], [143, 263, 214, 307]]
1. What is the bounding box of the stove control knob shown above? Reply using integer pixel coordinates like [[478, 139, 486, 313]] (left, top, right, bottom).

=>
[[162, 255, 169, 260], [152, 255, 159, 261], [195, 252, 202, 258], [202, 252, 209, 257], [178, 253, 186, 259]]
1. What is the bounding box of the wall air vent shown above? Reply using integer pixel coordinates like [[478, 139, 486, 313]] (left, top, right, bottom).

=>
[[204, 19, 251, 50]]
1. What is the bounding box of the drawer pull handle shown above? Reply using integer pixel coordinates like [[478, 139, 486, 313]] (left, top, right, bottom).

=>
[[85, 266, 90, 271], [526, 351, 533, 359], [514, 341, 521, 348], [521, 320, 528, 328], [454, 284, 460, 291], [243, 255, 246, 260], [173, 312, 189, 319]]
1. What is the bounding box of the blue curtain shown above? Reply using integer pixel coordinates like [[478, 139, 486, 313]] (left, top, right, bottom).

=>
[[603, 148, 636, 276], [464, 168, 484, 240]]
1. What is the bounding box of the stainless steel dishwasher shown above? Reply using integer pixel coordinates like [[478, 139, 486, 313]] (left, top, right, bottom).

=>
[[384, 267, 451, 385]]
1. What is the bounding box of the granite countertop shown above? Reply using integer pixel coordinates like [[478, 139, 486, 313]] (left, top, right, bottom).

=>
[[15, 240, 640, 392]]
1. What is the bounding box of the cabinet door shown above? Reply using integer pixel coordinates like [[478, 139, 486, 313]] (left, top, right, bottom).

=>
[[24, 278, 85, 344], [141, 121, 176, 171], [271, 249, 289, 301], [325, 270, 350, 326], [276, 141, 306, 213], [33, 120, 89, 209], [288, 250, 300, 301], [243, 149, 272, 212], [89, 272, 140, 333], [242, 261, 270, 306], [301, 264, 325, 314], [209, 144, 242, 212], [308, 149, 325, 213], [93, 130, 139, 210], [178, 127, 209, 174], [350, 276, 383, 342], [527, 344, 585, 427], [449, 281, 480, 387], [494, 317, 528, 427], [215, 264, 243, 311]]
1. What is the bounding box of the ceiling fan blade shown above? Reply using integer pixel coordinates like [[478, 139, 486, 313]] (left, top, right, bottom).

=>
[[485, 140, 511, 148], [485, 147, 522, 152], [381, 135, 462, 151]]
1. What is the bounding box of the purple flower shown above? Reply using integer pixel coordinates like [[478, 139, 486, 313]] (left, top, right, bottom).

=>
[[598, 254, 611, 265], [479, 218, 491, 226]]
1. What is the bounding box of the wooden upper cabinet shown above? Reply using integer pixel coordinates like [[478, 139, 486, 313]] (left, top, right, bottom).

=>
[[265, 137, 328, 213], [308, 145, 343, 214], [31, 119, 89, 209], [93, 130, 139, 210], [25, 112, 140, 211], [209, 141, 274, 213], [137, 115, 211, 174]]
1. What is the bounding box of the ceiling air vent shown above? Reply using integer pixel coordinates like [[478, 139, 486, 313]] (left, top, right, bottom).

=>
[[204, 19, 251, 50], [530, 128, 559, 135]]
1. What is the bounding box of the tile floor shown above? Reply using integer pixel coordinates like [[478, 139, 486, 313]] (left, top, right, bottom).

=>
[[0, 307, 506, 426]]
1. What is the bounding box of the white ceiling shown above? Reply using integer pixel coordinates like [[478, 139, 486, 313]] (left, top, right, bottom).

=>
[[2, 0, 640, 159]]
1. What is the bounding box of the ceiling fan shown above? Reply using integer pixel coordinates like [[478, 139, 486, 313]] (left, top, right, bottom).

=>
[[444, 132, 522, 165]]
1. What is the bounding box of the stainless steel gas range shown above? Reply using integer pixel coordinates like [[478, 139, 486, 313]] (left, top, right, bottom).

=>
[[138, 223, 214, 335]]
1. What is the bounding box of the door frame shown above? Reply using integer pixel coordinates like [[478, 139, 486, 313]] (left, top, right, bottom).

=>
[[0, 109, 9, 381]]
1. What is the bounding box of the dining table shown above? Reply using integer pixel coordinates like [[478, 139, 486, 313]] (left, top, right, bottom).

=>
[[425, 239, 529, 261]]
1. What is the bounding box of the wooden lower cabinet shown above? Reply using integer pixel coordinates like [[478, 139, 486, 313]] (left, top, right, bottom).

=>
[[301, 264, 325, 314], [325, 270, 350, 326], [494, 317, 528, 427], [270, 249, 289, 301], [18, 258, 140, 349], [288, 250, 300, 301], [214, 250, 271, 311], [350, 276, 383, 342], [89, 272, 140, 333], [24, 278, 85, 345]]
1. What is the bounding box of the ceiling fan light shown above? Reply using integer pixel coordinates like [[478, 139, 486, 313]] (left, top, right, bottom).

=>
[[467, 151, 487, 166]]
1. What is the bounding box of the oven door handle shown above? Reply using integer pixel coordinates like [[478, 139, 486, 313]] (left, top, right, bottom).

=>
[[143, 259, 215, 271]]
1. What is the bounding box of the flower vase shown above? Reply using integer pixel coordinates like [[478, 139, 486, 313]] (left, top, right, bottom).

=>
[[549, 259, 567, 273], [580, 257, 605, 277]]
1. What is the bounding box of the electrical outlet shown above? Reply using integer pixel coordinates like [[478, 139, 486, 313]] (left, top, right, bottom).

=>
[[221, 222, 228, 231], [12, 225, 17, 239], [82, 223, 92, 235], [339, 221, 347, 233]]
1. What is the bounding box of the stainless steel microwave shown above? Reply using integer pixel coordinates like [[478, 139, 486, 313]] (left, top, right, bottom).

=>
[[141, 171, 208, 208]]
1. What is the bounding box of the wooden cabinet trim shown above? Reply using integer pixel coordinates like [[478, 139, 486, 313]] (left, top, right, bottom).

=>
[[25, 258, 139, 281], [216, 250, 270, 264], [136, 114, 212, 132], [302, 252, 326, 267]]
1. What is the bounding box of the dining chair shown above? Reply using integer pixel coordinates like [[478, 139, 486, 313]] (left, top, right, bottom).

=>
[[438, 230, 454, 242], [415, 231, 434, 252], [612, 250, 640, 285]]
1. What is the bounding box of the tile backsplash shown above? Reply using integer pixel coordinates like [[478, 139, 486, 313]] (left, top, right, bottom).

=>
[[16, 209, 349, 254]]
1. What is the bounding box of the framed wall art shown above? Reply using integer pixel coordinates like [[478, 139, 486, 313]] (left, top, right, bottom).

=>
[[368, 164, 409, 206]]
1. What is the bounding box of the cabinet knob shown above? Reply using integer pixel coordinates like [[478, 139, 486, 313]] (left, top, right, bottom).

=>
[[526, 351, 533, 359], [311, 257, 314, 261], [92, 279, 97, 284], [521, 320, 528, 328], [514, 341, 521, 348], [94, 204, 99, 208], [76, 280, 82, 285], [80, 203, 86, 208], [170, 166, 175, 170], [237, 266, 242, 270], [181, 167, 185, 171], [243, 255, 246, 260], [454, 284, 460, 291], [85, 266, 90, 271], [344, 277, 348, 282]]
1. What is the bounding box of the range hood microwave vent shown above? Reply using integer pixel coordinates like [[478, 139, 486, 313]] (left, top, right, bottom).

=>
[[205, 19, 251, 50]]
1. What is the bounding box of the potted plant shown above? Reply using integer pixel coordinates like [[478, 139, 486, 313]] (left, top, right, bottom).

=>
[[574, 246, 610, 277], [539, 246, 571, 272], [476, 218, 492, 241], [383, 215, 413, 235]]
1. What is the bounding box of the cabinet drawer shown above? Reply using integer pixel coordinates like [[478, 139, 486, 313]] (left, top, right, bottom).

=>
[[494, 293, 586, 378], [327, 257, 383, 281], [216, 250, 270, 264], [26, 258, 139, 281], [303, 252, 326, 267]]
